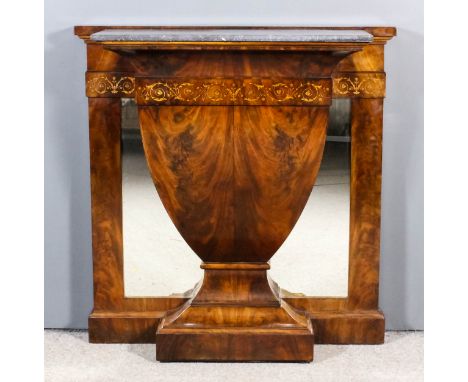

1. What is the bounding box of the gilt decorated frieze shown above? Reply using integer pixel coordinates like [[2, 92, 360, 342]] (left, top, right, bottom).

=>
[[136, 78, 332, 106], [332, 72, 386, 98], [86, 72, 136, 98], [86, 72, 386, 100]]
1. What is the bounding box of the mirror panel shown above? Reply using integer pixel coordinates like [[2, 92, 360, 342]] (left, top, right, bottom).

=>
[[121, 99, 202, 297], [269, 99, 350, 297], [122, 99, 350, 297]]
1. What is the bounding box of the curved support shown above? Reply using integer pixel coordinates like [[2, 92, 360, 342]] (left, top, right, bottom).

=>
[[138, 104, 328, 263]]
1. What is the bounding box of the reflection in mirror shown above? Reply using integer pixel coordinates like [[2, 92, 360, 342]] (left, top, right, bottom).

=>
[[122, 98, 351, 297], [121, 99, 202, 297], [270, 99, 351, 297]]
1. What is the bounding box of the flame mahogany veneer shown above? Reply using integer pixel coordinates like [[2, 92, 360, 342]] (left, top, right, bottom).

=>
[[75, 26, 395, 362]]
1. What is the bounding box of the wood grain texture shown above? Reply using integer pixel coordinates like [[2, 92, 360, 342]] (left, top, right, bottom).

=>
[[89, 312, 164, 344], [131, 44, 345, 360], [87, 98, 192, 344], [78, 27, 396, 347], [348, 98, 384, 310], [156, 264, 314, 361], [138, 105, 328, 263], [83, 49, 350, 78], [77, 26, 394, 78], [156, 330, 314, 362], [311, 310, 385, 344], [87, 309, 384, 345], [88, 98, 124, 311], [192, 269, 280, 306]]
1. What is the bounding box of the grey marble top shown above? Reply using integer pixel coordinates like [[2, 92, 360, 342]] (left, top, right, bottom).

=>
[[90, 29, 373, 43]]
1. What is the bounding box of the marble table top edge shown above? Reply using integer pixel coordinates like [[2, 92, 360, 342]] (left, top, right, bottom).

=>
[[90, 28, 373, 43]]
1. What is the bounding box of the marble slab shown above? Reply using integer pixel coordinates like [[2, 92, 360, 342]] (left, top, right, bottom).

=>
[[90, 29, 373, 43]]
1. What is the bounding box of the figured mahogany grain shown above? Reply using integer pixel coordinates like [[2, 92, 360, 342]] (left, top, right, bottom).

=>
[[77, 26, 396, 347], [88, 98, 124, 311], [348, 98, 384, 310], [155, 263, 314, 361], [87, 99, 192, 343], [138, 105, 327, 263]]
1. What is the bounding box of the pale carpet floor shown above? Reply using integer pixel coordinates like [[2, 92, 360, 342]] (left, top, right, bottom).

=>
[[45, 330, 423, 382]]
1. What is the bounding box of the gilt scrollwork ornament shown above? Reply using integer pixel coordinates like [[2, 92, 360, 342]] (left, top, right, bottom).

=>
[[137, 79, 331, 106], [333, 74, 386, 98], [86, 73, 136, 97]]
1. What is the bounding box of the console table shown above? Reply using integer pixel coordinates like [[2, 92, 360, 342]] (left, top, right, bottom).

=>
[[75, 26, 396, 362]]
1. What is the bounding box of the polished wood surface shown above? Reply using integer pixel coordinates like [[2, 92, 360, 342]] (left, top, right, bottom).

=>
[[76, 26, 396, 351], [348, 98, 384, 310], [139, 105, 327, 263], [156, 263, 314, 361], [87, 98, 187, 343], [131, 42, 352, 360]]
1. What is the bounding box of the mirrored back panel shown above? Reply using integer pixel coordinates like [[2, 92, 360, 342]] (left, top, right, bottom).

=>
[[121, 99, 203, 297], [270, 99, 350, 297], [122, 99, 350, 298]]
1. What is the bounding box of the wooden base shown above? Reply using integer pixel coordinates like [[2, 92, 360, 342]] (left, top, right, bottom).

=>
[[311, 310, 385, 344], [156, 305, 314, 362], [89, 311, 165, 343], [88, 266, 384, 350], [88, 263, 384, 359], [88, 308, 384, 345], [153, 263, 313, 362]]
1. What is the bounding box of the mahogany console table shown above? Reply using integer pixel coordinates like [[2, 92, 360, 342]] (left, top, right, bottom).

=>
[[75, 26, 396, 362]]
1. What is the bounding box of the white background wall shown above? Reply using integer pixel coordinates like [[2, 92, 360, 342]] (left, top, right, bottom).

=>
[[45, 0, 423, 329]]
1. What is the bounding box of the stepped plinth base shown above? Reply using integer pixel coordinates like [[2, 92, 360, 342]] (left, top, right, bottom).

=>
[[155, 263, 314, 362]]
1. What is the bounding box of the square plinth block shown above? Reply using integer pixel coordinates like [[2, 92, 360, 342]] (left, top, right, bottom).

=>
[[156, 327, 314, 362], [154, 303, 315, 362]]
